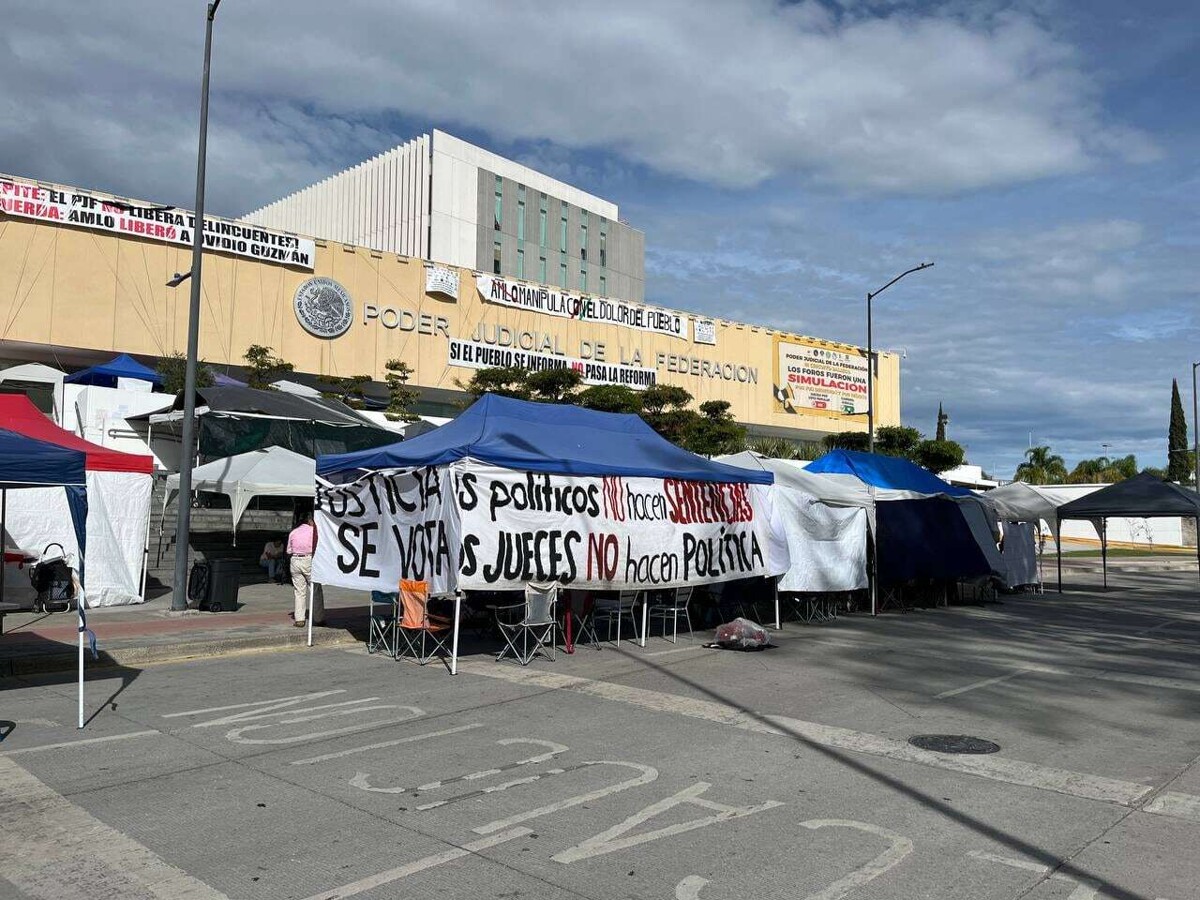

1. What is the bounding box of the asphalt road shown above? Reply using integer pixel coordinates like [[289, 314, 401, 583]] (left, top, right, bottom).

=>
[[2, 568, 1199, 900]]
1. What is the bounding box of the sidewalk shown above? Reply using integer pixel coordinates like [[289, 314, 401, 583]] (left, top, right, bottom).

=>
[[0, 582, 369, 677]]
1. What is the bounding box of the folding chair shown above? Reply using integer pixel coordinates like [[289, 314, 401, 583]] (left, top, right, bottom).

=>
[[592, 590, 642, 647], [647, 586, 694, 643], [368, 590, 399, 657], [494, 582, 559, 665], [397, 580, 452, 665]]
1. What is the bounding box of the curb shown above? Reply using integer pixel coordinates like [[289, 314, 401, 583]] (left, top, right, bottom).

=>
[[0, 628, 361, 678]]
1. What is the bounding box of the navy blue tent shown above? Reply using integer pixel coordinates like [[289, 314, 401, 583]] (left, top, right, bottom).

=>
[[876, 499, 991, 584], [0, 427, 87, 489], [806, 448, 973, 497], [318, 394, 773, 484], [65, 353, 163, 389]]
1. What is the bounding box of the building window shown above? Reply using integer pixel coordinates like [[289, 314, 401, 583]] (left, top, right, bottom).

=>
[[599, 274, 606, 296], [494, 175, 502, 231], [538, 208, 547, 246], [516, 186, 525, 241], [517, 246, 524, 279], [539, 255, 547, 282], [560, 204, 568, 251], [580, 222, 587, 262], [560, 258, 568, 288], [599, 231, 607, 268], [580, 266, 587, 292], [493, 240, 501, 274]]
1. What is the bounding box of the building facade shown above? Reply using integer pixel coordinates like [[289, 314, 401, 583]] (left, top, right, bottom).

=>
[[0, 172, 899, 442], [244, 131, 646, 302]]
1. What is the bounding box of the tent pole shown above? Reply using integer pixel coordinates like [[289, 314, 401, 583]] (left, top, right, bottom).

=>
[[1, 489, 6, 609], [450, 593, 461, 675], [138, 478, 153, 601], [306, 580, 314, 648], [1101, 518, 1108, 591], [77, 601, 84, 729], [774, 577, 781, 630], [1195, 515, 1199, 588], [1056, 514, 1062, 593]]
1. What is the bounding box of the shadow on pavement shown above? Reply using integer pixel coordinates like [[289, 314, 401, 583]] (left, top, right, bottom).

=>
[[611, 644, 1149, 900]]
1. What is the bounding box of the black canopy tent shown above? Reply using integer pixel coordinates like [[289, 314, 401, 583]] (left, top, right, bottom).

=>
[[1056, 472, 1200, 591]]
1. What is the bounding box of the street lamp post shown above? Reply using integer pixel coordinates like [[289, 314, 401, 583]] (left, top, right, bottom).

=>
[[170, 0, 222, 611], [1193, 361, 1199, 494], [866, 263, 933, 453]]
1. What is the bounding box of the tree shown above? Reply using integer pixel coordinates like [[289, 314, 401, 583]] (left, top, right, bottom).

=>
[[1168, 379, 1190, 483], [875, 425, 923, 460], [383, 358, 420, 422], [1068, 454, 1138, 484], [324, 374, 372, 409], [243, 344, 294, 390], [914, 439, 964, 474], [157, 351, 213, 394], [683, 400, 746, 457], [823, 431, 871, 453], [576, 385, 642, 414], [461, 366, 532, 400], [935, 402, 948, 442], [1015, 445, 1067, 484], [639, 384, 695, 446], [526, 367, 582, 403]]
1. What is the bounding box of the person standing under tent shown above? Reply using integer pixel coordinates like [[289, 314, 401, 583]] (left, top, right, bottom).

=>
[[287, 512, 324, 627]]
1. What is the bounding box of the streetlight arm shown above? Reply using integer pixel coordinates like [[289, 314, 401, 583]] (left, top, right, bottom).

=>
[[868, 262, 934, 301]]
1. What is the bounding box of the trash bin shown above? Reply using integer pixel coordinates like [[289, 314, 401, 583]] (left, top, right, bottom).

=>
[[203, 558, 241, 612], [187, 561, 210, 604]]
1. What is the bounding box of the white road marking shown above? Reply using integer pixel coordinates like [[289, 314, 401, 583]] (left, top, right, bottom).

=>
[[290, 723, 483, 766], [798, 819, 913, 900], [162, 690, 346, 719], [676, 875, 709, 899], [1142, 791, 1200, 823], [351, 738, 569, 795], [935, 669, 1034, 699], [14, 717, 61, 728], [473, 760, 659, 835], [0, 729, 160, 756], [226, 705, 424, 745], [295, 827, 532, 900], [552, 781, 783, 863], [0, 755, 228, 899], [460, 664, 1157, 807], [967, 849, 1101, 899], [644, 645, 708, 657]]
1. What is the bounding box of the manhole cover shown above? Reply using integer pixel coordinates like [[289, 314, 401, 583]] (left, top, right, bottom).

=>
[[908, 734, 1000, 754]]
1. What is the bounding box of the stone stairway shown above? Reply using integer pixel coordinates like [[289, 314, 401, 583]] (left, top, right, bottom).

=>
[[147, 474, 304, 591]]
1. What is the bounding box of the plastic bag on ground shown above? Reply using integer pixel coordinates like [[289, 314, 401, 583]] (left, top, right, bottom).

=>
[[713, 617, 771, 650]]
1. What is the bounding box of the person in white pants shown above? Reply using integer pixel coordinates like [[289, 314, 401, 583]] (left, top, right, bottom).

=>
[[287, 512, 324, 627]]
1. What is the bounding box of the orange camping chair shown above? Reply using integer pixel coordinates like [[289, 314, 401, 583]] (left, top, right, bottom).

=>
[[397, 580, 452, 665]]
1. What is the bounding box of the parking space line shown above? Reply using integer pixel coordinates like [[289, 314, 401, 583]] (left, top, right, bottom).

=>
[[461, 663, 1155, 807], [935, 669, 1033, 699], [290, 723, 483, 766], [1142, 791, 1200, 823], [0, 729, 160, 756], [296, 827, 532, 900]]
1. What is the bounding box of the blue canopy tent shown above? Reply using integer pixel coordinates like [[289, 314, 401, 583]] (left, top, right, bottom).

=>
[[65, 353, 163, 389], [805, 449, 990, 612], [319, 394, 773, 484], [806, 449, 974, 496], [0, 427, 92, 728], [315, 395, 775, 666]]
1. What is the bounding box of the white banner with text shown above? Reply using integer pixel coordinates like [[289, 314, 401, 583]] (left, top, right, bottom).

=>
[[448, 338, 657, 389], [313, 462, 785, 593], [476, 274, 688, 339], [0, 176, 315, 269]]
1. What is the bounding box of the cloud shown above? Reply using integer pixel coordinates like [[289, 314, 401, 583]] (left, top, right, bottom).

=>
[[0, 0, 1154, 212]]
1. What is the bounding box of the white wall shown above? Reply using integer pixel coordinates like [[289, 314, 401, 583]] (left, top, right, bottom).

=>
[[1036, 484, 1186, 547], [63, 384, 173, 470]]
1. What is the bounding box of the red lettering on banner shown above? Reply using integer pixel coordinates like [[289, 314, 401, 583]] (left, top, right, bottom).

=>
[[663, 480, 754, 525]]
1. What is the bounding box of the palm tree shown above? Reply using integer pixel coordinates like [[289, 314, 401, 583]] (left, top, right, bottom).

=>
[[1015, 445, 1067, 484]]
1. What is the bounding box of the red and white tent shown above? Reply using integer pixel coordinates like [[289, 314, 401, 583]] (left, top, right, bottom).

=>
[[0, 395, 153, 605]]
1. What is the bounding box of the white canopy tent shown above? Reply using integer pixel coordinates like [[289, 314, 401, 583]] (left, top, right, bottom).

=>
[[983, 482, 1064, 540], [719, 452, 867, 593], [0, 363, 67, 422], [164, 446, 315, 540]]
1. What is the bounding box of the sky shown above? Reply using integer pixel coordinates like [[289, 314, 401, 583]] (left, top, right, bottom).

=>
[[2, 0, 1197, 478]]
